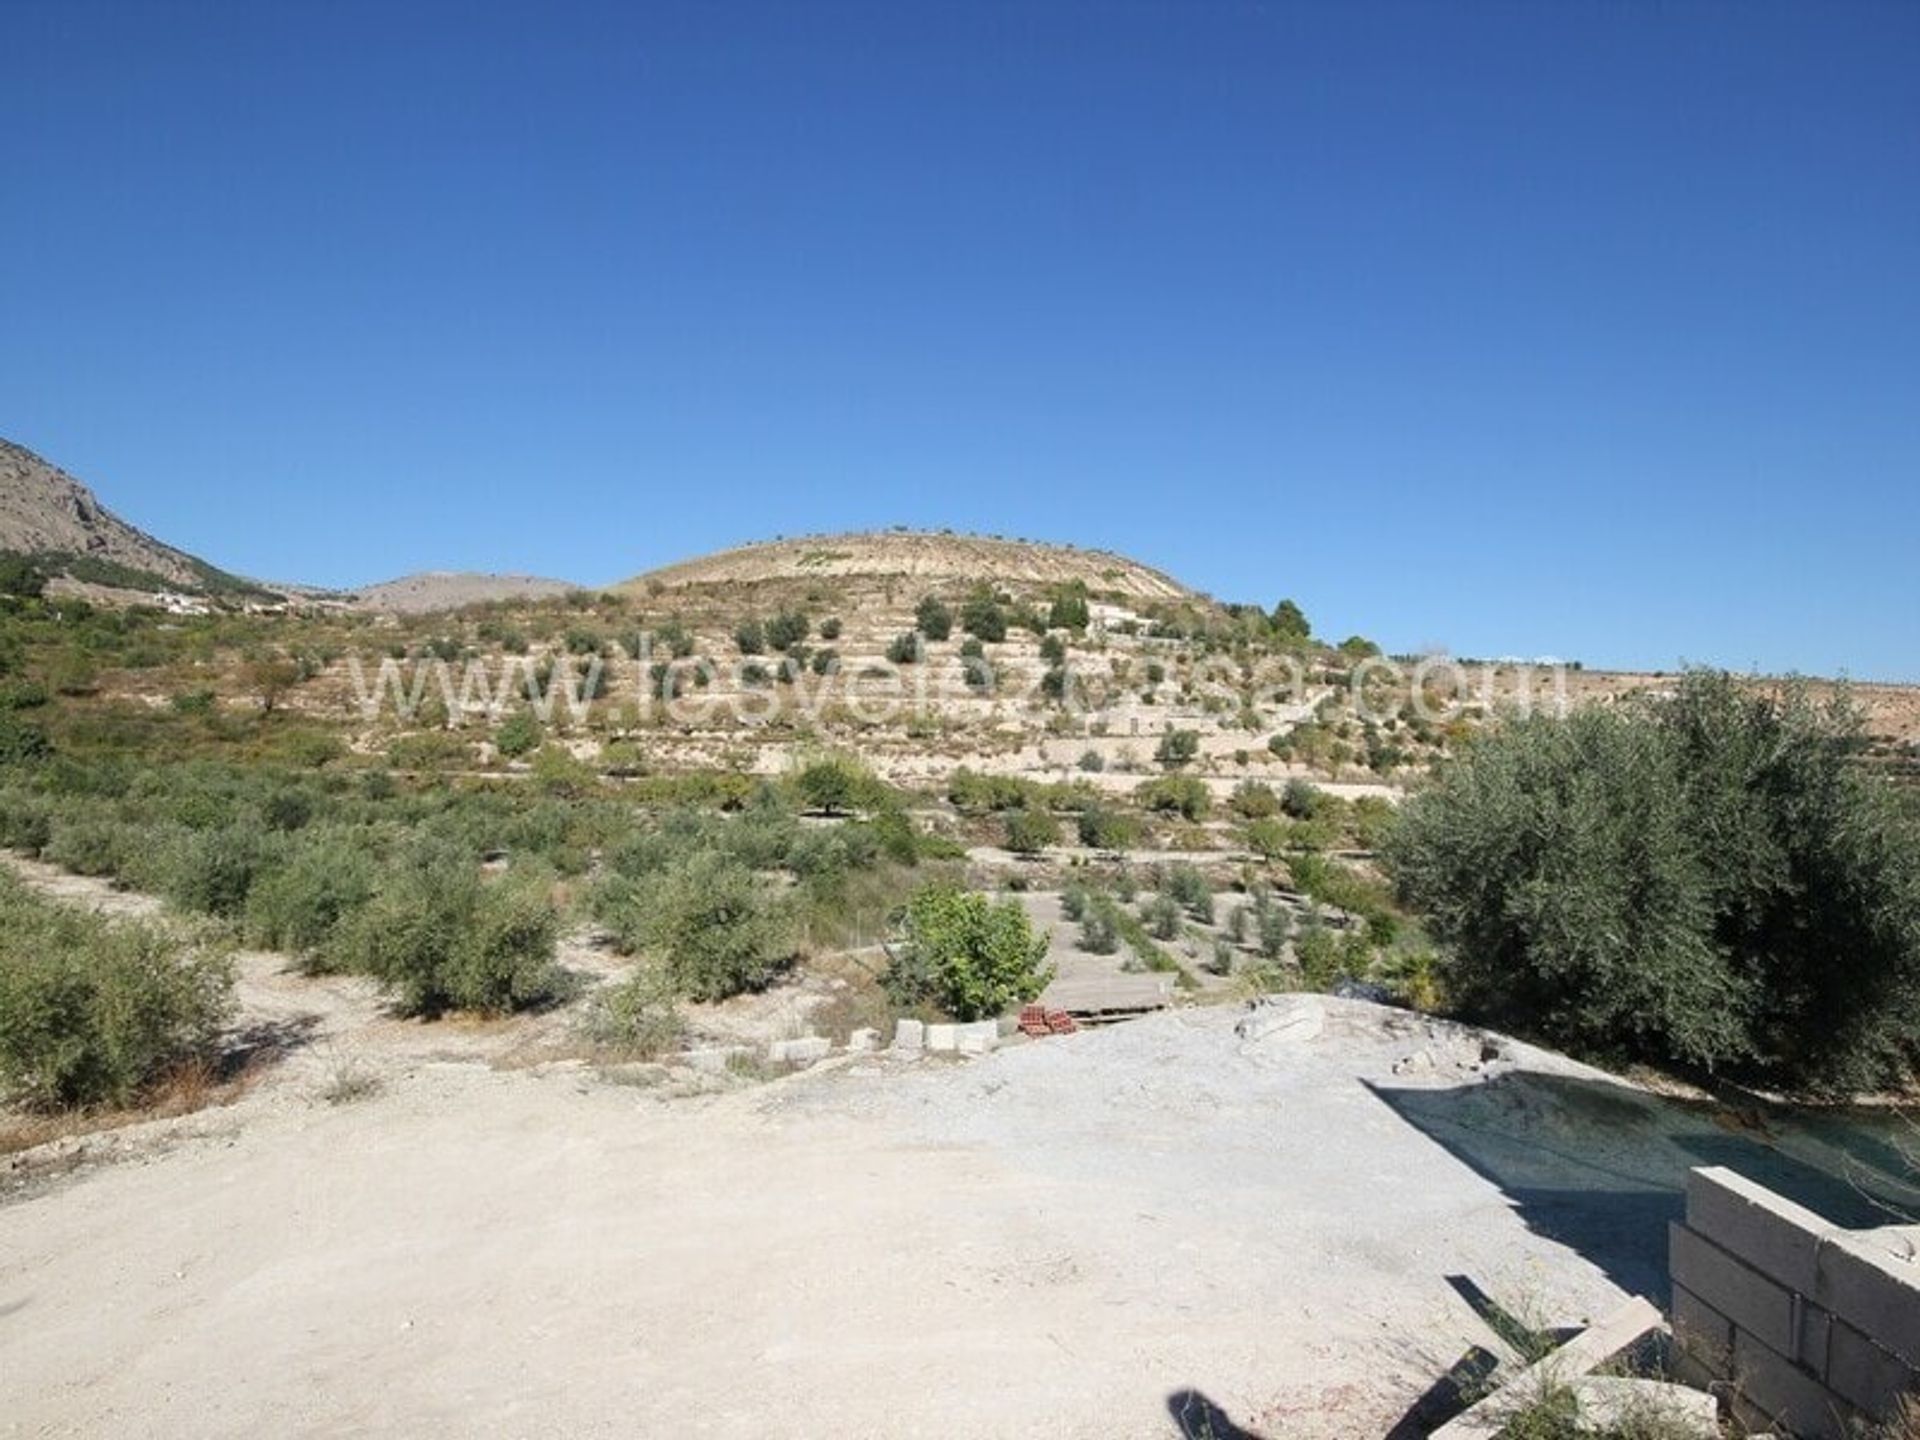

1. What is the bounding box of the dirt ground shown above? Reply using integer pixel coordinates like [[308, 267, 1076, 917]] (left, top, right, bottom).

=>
[[4, 994, 1655, 1440], [8, 859, 1919, 1438]]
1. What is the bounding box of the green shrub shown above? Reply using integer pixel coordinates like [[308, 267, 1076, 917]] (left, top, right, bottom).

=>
[[818, 616, 843, 641], [1164, 863, 1213, 922], [885, 631, 921, 665], [0, 712, 52, 765], [162, 823, 279, 918], [331, 853, 561, 1016], [1386, 671, 1920, 1094], [886, 884, 1052, 1020], [1003, 806, 1060, 855], [792, 754, 884, 815], [0, 873, 233, 1109], [734, 619, 765, 655], [245, 829, 378, 967], [598, 850, 793, 1002], [1281, 778, 1327, 820], [584, 965, 685, 1060], [1078, 906, 1119, 955], [495, 709, 544, 758], [1060, 884, 1090, 922], [1076, 803, 1140, 850], [1136, 775, 1209, 820], [766, 609, 810, 651], [961, 589, 1007, 643], [1155, 730, 1199, 768], [1230, 780, 1279, 819], [914, 596, 953, 641], [1143, 893, 1183, 941]]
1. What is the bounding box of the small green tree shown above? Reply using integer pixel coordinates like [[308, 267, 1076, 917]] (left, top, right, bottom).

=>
[[766, 609, 810, 652], [961, 589, 1007, 643], [914, 596, 953, 641], [1047, 583, 1090, 632], [886, 884, 1052, 1020], [1155, 729, 1200, 768], [1136, 774, 1209, 820], [495, 709, 544, 759], [1003, 806, 1061, 855], [1271, 599, 1310, 642], [793, 754, 883, 815], [734, 619, 765, 655]]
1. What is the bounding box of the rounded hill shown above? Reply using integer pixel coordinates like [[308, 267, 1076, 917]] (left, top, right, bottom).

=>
[[622, 531, 1193, 601]]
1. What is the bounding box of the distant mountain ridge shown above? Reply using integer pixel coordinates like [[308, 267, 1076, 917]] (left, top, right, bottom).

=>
[[0, 437, 275, 598], [346, 572, 581, 614]]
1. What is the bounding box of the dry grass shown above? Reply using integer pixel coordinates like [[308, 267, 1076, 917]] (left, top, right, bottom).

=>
[[1, 1053, 266, 1158]]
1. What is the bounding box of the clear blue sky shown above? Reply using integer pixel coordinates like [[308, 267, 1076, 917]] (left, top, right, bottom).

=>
[[4, 2, 1915, 678]]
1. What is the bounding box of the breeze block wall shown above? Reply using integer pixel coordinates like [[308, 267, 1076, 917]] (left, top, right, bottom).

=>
[[1670, 1165, 1920, 1438]]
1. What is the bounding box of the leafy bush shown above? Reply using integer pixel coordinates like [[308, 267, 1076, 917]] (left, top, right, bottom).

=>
[[245, 829, 379, 968], [1386, 671, 1920, 1095], [1230, 780, 1279, 819], [161, 823, 279, 918], [792, 754, 884, 815], [766, 609, 810, 652], [597, 850, 793, 1002], [495, 709, 543, 759], [0, 712, 52, 766], [1078, 906, 1119, 954], [885, 631, 921, 665], [1136, 775, 1209, 820], [734, 619, 765, 655], [1281, 778, 1327, 820], [1142, 893, 1183, 941], [1047, 583, 1090, 632], [584, 965, 685, 1060], [961, 589, 1007, 643], [886, 884, 1052, 1020], [914, 596, 953, 641], [0, 873, 233, 1109], [1003, 806, 1060, 855], [330, 851, 561, 1016], [1155, 729, 1200, 768], [1163, 863, 1213, 922], [818, 616, 843, 640], [1076, 803, 1140, 850]]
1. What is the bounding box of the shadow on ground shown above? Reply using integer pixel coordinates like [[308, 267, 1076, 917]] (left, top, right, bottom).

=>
[[1366, 1069, 1917, 1303], [1166, 1389, 1263, 1439]]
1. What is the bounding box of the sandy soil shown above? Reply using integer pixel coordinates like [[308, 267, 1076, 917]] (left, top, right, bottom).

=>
[[1, 994, 1652, 1440]]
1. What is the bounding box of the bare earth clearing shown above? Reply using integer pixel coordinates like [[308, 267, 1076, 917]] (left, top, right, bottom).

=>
[[3, 883, 1915, 1438]]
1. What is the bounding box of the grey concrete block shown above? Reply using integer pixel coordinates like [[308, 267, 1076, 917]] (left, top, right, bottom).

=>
[[769, 1036, 831, 1065], [1815, 1231, 1920, 1366], [891, 1019, 924, 1051], [1731, 1326, 1860, 1440], [845, 1027, 879, 1054], [1671, 1281, 1734, 1371], [1798, 1299, 1833, 1377], [954, 1020, 998, 1055], [1687, 1166, 1831, 1296], [924, 1023, 959, 1053], [1671, 1223, 1798, 1357], [1824, 1317, 1918, 1417], [684, 1047, 747, 1074]]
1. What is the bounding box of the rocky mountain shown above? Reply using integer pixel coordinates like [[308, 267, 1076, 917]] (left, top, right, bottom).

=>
[[0, 437, 274, 598], [347, 572, 582, 614]]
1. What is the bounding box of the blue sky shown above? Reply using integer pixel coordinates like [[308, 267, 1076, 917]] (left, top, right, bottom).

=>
[[4, 2, 1915, 677]]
